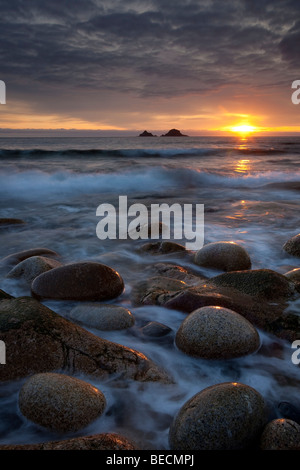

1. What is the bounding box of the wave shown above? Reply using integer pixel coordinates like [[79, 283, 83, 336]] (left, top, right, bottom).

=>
[[0, 146, 293, 160], [1, 167, 300, 201]]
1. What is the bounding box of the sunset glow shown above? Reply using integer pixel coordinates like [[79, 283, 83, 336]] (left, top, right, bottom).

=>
[[229, 124, 258, 135]]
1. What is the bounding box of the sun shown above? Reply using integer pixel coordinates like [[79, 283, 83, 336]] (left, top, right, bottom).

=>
[[230, 124, 257, 135]]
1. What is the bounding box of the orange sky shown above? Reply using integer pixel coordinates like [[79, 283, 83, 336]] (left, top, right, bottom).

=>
[[0, 1, 300, 136]]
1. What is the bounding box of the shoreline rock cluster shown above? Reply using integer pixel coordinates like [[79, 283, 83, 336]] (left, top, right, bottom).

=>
[[0, 233, 299, 450]]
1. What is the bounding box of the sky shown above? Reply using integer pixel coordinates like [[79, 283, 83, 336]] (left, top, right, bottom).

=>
[[0, 0, 300, 136]]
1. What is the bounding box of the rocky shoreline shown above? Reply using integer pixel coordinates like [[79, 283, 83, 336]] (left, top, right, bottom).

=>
[[0, 232, 300, 450]]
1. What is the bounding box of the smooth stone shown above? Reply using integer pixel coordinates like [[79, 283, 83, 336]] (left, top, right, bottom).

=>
[[260, 419, 300, 450], [283, 233, 300, 258], [0, 248, 59, 267], [7, 256, 62, 283], [0, 297, 172, 383], [31, 261, 124, 301], [194, 241, 251, 272], [142, 321, 172, 337], [19, 372, 106, 433], [68, 304, 135, 330], [211, 269, 296, 300], [169, 382, 266, 450], [175, 306, 260, 359], [284, 268, 300, 282], [0, 433, 138, 450], [141, 241, 186, 254]]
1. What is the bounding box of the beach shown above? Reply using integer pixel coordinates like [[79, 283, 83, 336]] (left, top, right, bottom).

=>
[[0, 135, 299, 450]]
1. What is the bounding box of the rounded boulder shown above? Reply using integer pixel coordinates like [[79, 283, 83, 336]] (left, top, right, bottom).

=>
[[260, 419, 300, 450], [194, 241, 251, 271], [7, 256, 62, 283], [283, 233, 300, 258], [175, 306, 260, 359], [19, 372, 106, 433], [169, 382, 266, 450], [31, 262, 124, 301]]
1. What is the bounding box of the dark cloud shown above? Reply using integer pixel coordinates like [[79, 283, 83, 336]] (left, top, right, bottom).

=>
[[0, 0, 298, 121]]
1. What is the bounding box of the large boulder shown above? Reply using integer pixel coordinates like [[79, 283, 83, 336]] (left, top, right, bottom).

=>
[[155, 269, 299, 342], [0, 297, 171, 383], [169, 382, 266, 450], [7, 256, 62, 284], [260, 419, 300, 450], [0, 433, 138, 450], [211, 269, 296, 300], [31, 262, 124, 301], [283, 233, 300, 258], [175, 306, 260, 359], [194, 241, 251, 272], [19, 373, 106, 433]]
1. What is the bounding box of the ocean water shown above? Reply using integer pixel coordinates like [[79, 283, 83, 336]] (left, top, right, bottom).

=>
[[0, 135, 299, 448]]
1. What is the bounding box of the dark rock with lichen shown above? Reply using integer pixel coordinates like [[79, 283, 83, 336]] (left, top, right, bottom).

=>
[[0, 296, 172, 383]]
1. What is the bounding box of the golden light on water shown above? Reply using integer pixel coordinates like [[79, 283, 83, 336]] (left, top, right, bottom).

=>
[[235, 159, 251, 173]]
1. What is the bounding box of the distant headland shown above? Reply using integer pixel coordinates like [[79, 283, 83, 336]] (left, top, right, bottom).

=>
[[139, 128, 188, 137]]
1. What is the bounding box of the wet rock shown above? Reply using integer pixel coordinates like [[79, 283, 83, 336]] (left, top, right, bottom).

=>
[[19, 373, 106, 433], [283, 233, 300, 258], [0, 433, 138, 450], [142, 321, 172, 337], [31, 262, 124, 301], [160, 277, 299, 342], [0, 297, 172, 383], [194, 241, 251, 272], [211, 269, 296, 300], [146, 263, 205, 285], [68, 304, 135, 331], [131, 276, 188, 306], [7, 256, 62, 284], [284, 268, 300, 282], [0, 248, 59, 267], [0, 218, 25, 226], [169, 382, 266, 450], [260, 419, 300, 450], [175, 306, 260, 359], [141, 241, 186, 255]]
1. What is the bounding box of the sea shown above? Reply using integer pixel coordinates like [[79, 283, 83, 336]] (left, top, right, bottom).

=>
[[0, 135, 299, 448]]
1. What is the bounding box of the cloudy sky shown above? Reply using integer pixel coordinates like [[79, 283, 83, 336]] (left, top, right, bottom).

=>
[[0, 0, 299, 135]]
